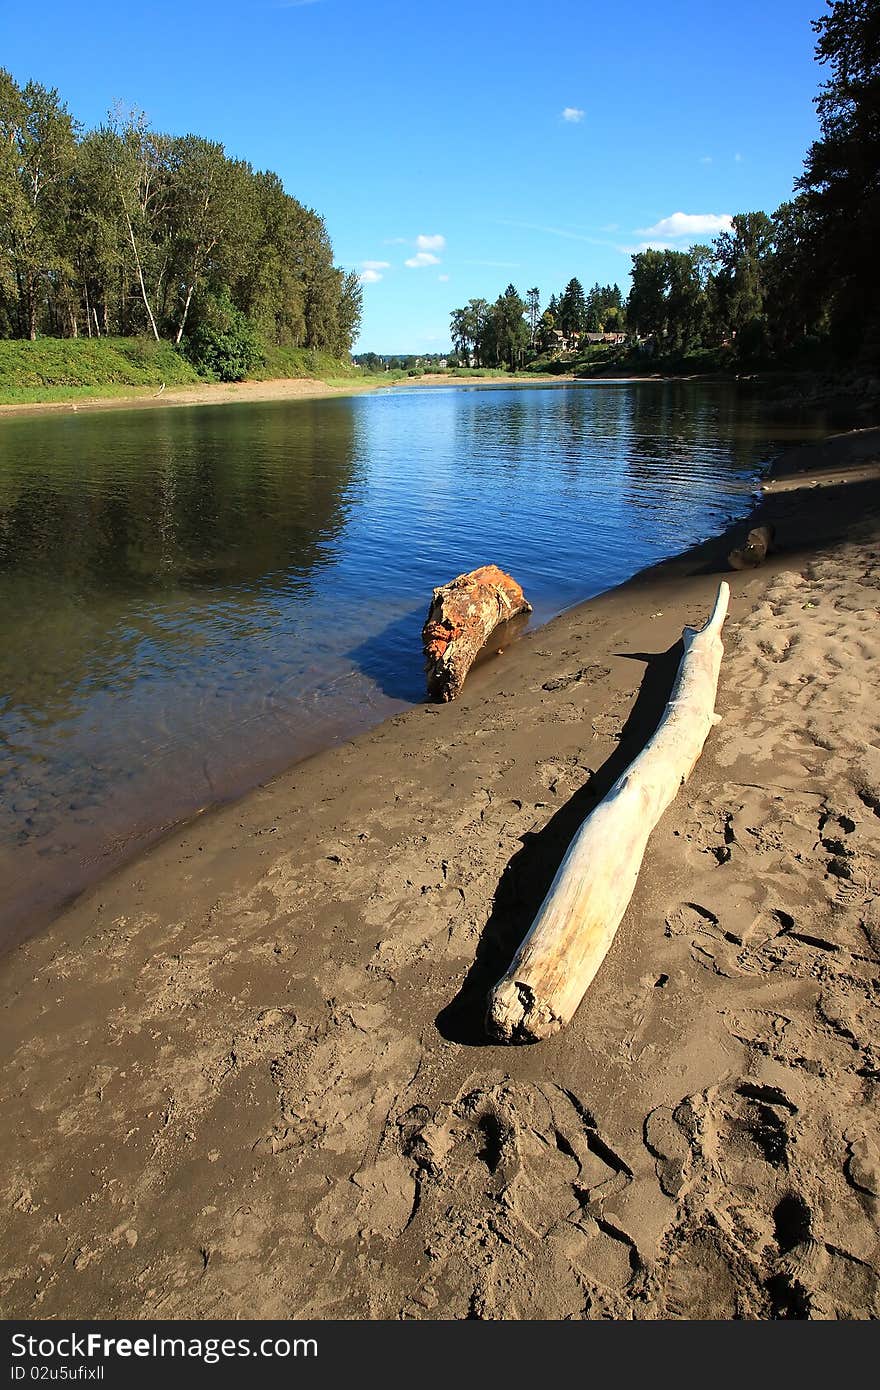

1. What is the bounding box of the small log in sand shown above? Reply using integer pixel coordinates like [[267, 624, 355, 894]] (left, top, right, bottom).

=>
[[488, 581, 730, 1043], [423, 565, 532, 701], [728, 524, 774, 570]]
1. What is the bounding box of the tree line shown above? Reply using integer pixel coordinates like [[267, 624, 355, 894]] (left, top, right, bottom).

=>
[[451, 0, 878, 371], [0, 70, 362, 374], [449, 280, 625, 369]]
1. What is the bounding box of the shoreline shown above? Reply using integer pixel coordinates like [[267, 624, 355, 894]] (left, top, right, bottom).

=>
[[1, 426, 879, 1318], [0, 371, 581, 419], [2, 359, 877, 422], [0, 368, 761, 420]]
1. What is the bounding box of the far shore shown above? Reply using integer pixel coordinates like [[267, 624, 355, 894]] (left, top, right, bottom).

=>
[[0, 369, 692, 420], [4, 363, 874, 422]]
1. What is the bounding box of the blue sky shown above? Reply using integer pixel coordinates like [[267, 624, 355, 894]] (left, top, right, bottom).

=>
[[2, 0, 824, 351]]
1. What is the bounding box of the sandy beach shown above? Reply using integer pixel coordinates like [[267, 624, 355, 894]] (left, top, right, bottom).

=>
[[1, 426, 879, 1320], [0, 375, 376, 419], [0, 371, 580, 419]]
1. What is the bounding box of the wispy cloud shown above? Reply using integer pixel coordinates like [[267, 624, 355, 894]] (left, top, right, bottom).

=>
[[275, 0, 322, 8], [462, 258, 521, 268], [362, 260, 389, 271], [699, 155, 713, 165], [562, 107, 585, 123], [637, 211, 733, 239], [438, 274, 450, 282], [359, 268, 383, 284], [405, 251, 440, 268], [734, 152, 744, 163], [416, 233, 445, 252], [497, 218, 613, 247]]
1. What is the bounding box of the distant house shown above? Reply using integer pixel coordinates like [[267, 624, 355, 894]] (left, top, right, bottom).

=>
[[551, 328, 582, 353]]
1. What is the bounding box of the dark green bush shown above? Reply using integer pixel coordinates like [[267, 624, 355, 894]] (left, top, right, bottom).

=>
[[182, 291, 263, 382]]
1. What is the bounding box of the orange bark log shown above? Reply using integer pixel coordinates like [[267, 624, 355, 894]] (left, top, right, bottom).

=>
[[422, 564, 532, 701]]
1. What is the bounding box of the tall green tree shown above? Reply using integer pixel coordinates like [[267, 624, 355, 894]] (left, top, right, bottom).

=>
[[796, 0, 880, 350], [713, 211, 775, 346], [449, 297, 489, 363], [627, 249, 708, 350], [0, 72, 77, 339], [557, 277, 587, 336], [525, 286, 540, 346], [481, 285, 529, 368]]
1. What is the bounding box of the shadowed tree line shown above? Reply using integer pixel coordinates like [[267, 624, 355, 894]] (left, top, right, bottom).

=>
[[451, 1, 879, 371], [630, 1, 878, 363], [0, 71, 362, 375]]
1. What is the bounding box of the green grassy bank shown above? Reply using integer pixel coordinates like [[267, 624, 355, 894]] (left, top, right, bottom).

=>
[[0, 338, 358, 406]]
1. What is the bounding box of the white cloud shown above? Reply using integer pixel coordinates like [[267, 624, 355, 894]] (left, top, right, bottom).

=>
[[359, 268, 383, 284], [637, 211, 733, 239], [416, 233, 445, 252], [562, 107, 585, 123], [361, 259, 390, 271], [405, 251, 441, 268], [699, 155, 713, 165], [438, 274, 450, 282]]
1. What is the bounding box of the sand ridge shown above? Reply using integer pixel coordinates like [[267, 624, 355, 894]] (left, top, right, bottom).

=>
[[0, 430, 879, 1319]]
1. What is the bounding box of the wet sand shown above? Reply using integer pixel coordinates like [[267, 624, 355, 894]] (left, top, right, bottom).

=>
[[1, 427, 879, 1319]]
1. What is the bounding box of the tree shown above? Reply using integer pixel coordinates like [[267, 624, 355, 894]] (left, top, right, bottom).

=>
[[0, 72, 78, 339], [482, 284, 529, 368], [557, 277, 587, 336], [627, 249, 708, 351], [449, 297, 489, 363], [796, 0, 880, 351], [765, 197, 829, 348], [627, 250, 668, 340], [0, 70, 362, 359], [537, 307, 557, 352], [526, 286, 540, 346], [165, 135, 239, 344], [713, 211, 775, 345]]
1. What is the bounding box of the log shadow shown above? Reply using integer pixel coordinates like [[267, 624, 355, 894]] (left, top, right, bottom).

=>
[[435, 638, 684, 1046], [346, 607, 427, 701]]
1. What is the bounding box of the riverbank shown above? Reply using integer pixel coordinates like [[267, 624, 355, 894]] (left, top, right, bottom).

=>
[[0, 369, 582, 418], [0, 373, 381, 417], [1, 427, 879, 1319]]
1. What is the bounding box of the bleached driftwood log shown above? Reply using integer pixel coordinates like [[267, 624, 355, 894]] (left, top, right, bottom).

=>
[[423, 564, 532, 701], [728, 524, 774, 570], [488, 580, 731, 1043]]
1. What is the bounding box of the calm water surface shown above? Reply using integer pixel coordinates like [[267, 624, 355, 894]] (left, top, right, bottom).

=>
[[0, 381, 840, 942]]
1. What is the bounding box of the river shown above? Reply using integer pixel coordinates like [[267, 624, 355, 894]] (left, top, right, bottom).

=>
[[0, 379, 842, 944]]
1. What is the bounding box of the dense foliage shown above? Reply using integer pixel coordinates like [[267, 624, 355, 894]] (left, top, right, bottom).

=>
[[450, 279, 624, 368], [0, 72, 362, 373], [452, 1, 878, 371]]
